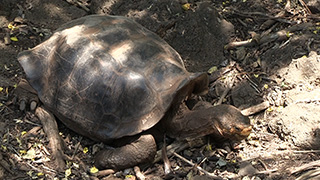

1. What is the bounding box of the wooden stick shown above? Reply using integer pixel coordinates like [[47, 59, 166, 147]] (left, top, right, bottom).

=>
[[241, 101, 270, 116], [96, 169, 116, 177], [298, 0, 312, 14], [134, 166, 146, 180], [225, 23, 313, 49], [290, 160, 320, 175], [216, 77, 235, 105], [173, 152, 220, 179]]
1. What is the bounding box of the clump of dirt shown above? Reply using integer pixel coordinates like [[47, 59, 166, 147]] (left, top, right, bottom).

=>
[[269, 51, 320, 148]]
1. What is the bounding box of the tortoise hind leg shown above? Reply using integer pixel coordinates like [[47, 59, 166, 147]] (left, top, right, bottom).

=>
[[35, 107, 66, 171], [94, 134, 157, 170]]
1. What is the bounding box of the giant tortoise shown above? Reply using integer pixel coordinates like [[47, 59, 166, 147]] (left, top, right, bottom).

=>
[[17, 15, 252, 170]]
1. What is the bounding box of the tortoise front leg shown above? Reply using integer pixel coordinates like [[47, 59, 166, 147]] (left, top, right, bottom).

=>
[[35, 106, 66, 171], [94, 134, 157, 170]]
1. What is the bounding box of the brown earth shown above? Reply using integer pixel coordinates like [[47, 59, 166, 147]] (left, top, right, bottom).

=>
[[0, 0, 320, 179]]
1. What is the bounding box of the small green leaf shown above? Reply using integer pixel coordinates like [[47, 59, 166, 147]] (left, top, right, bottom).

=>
[[20, 149, 27, 154], [286, 31, 292, 38], [21, 131, 27, 136], [65, 168, 72, 177], [90, 166, 99, 174], [205, 144, 212, 151], [8, 23, 14, 29], [207, 66, 217, 74], [83, 147, 88, 154], [181, 3, 191, 10], [10, 36, 18, 42]]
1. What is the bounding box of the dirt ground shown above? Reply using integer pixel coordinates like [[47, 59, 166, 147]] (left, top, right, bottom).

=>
[[0, 0, 320, 179]]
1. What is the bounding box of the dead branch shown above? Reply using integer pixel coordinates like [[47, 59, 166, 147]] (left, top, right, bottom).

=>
[[225, 23, 313, 50], [260, 10, 286, 30], [298, 0, 312, 15], [241, 101, 270, 116], [216, 76, 235, 105], [134, 166, 146, 180], [290, 160, 320, 175], [173, 152, 221, 179], [153, 141, 189, 163], [65, 0, 90, 12], [226, 7, 293, 24], [296, 169, 320, 180], [162, 138, 172, 175], [96, 169, 116, 177]]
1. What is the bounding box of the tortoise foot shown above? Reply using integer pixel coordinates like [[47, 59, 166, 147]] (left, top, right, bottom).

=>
[[95, 134, 157, 170], [14, 79, 39, 111]]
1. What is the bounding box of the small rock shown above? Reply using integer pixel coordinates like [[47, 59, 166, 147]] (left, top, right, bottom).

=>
[[238, 161, 258, 176], [183, 149, 193, 157], [216, 157, 227, 167], [278, 143, 288, 150], [4, 35, 11, 45]]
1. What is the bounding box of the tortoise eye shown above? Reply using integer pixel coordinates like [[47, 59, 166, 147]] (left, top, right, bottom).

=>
[[234, 126, 241, 132]]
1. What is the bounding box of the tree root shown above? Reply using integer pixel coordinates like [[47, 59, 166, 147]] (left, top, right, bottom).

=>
[[35, 107, 66, 171]]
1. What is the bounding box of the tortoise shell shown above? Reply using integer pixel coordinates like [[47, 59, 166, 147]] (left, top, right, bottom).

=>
[[18, 15, 208, 142]]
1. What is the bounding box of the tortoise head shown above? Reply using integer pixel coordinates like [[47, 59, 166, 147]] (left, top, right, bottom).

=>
[[210, 104, 252, 141], [164, 103, 252, 142]]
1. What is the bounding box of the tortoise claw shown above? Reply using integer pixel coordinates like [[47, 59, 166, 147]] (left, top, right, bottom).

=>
[[14, 79, 39, 111]]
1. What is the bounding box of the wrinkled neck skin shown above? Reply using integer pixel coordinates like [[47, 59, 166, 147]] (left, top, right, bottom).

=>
[[164, 105, 224, 140], [162, 103, 252, 143]]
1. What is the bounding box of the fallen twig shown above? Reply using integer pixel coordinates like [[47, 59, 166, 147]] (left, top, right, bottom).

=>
[[293, 150, 320, 153], [225, 23, 313, 49], [296, 169, 320, 180], [260, 10, 286, 30], [173, 152, 221, 179], [71, 137, 82, 159], [254, 168, 279, 175], [216, 76, 235, 105], [298, 0, 312, 15], [134, 166, 146, 180], [96, 169, 116, 177], [290, 160, 320, 175], [162, 137, 172, 175], [241, 101, 270, 116], [153, 141, 189, 163], [226, 7, 293, 24], [65, 0, 90, 12]]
